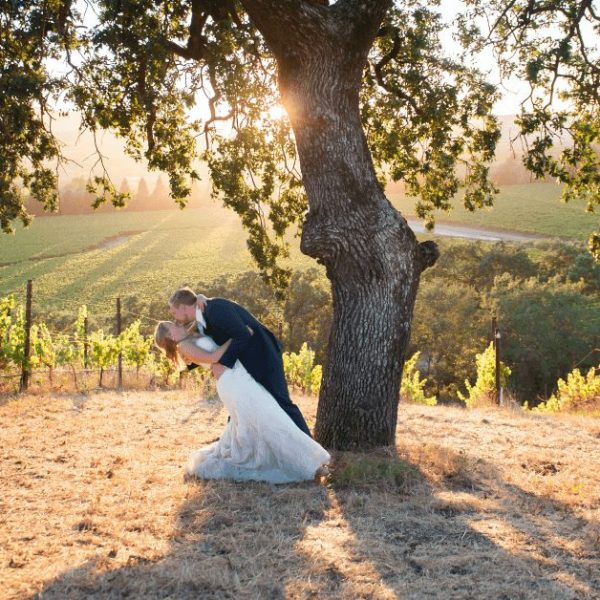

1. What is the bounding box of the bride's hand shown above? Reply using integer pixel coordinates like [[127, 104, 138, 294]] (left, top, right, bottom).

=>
[[196, 294, 208, 310], [211, 363, 227, 379]]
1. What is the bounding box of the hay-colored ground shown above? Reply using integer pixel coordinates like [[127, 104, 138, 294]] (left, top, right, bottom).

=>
[[1, 391, 599, 599]]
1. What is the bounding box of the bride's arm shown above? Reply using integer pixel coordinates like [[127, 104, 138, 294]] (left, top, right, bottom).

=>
[[177, 338, 232, 366]]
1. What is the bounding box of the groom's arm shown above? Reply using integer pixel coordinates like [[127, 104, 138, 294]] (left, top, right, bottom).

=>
[[207, 301, 253, 368]]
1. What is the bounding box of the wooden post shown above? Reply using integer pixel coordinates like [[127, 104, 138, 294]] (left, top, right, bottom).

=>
[[19, 280, 33, 392], [3, 305, 10, 346], [83, 316, 89, 369], [491, 316, 497, 346], [116, 297, 123, 390], [495, 327, 501, 405]]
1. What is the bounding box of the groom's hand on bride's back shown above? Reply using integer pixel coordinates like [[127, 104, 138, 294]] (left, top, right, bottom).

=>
[[187, 363, 227, 378]]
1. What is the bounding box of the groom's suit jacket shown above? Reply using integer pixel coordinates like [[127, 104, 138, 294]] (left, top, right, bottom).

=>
[[201, 298, 311, 437]]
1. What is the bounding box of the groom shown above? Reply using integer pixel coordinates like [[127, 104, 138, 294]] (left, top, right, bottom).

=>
[[168, 287, 312, 437]]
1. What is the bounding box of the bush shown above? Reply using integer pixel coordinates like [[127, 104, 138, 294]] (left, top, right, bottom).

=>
[[410, 279, 488, 400], [284, 268, 332, 364], [87, 330, 119, 387], [119, 320, 154, 375], [283, 343, 322, 396], [529, 366, 600, 414], [400, 352, 437, 406], [489, 274, 600, 402], [0, 297, 25, 371], [458, 342, 511, 408]]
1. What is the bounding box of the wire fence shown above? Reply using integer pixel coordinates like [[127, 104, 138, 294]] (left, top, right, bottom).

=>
[[0, 365, 215, 395], [0, 279, 194, 394], [3, 280, 599, 400]]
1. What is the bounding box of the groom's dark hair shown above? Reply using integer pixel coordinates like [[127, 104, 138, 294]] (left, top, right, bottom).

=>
[[169, 287, 197, 307]]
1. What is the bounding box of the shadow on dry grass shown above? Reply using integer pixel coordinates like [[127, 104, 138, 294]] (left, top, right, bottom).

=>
[[323, 444, 599, 599], [1, 394, 599, 599], [28, 480, 333, 599]]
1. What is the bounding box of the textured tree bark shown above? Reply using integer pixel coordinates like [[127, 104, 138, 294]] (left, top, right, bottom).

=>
[[241, 0, 438, 449]]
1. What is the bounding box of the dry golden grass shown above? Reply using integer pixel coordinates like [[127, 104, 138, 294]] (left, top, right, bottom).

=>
[[1, 391, 599, 599]]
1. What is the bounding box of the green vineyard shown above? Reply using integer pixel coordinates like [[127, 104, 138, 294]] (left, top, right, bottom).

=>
[[0, 205, 313, 314], [1, 183, 596, 320]]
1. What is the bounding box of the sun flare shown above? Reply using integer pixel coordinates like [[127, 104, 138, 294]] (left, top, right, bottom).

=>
[[268, 104, 286, 120]]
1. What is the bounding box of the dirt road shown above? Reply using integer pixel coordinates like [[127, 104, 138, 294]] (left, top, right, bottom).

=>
[[406, 218, 546, 242]]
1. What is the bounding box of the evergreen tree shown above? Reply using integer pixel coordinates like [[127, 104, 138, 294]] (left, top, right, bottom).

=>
[[135, 178, 151, 210]]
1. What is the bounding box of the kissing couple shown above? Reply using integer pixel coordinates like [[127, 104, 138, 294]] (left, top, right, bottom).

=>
[[154, 287, 330, 484]]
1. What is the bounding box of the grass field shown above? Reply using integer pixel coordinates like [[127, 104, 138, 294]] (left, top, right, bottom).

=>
[[0, 204, 313, 316], [389, 183, 598, 240], [0, 183, 596, 317], [1, 391, 599, 599]]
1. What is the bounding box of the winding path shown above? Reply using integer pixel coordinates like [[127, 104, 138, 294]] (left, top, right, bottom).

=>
[[405, 218, 546, 242]]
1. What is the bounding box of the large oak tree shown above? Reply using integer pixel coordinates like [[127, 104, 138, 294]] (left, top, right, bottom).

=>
[[2, 0, 599, 448]]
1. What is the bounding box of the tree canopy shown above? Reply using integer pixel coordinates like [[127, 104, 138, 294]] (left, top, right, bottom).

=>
[[2, 0, 599, 282]]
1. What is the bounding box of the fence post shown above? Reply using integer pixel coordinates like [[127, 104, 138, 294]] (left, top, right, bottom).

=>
[[19, 280, 33, 392], [116, 297, 123, 390], [4, 305, 11, 345], [495, 327, 502, 405], [83, 316, 89, 369]]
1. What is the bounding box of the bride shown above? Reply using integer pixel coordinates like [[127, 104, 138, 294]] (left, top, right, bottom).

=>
[[154, 321, 330, 484]]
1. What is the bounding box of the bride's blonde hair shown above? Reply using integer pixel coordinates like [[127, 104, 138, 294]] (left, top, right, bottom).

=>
[[154, 321, 187, 371]]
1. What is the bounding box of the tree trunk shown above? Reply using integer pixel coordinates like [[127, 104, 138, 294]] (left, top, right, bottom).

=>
[[241, 0, 438, 449], [292, 85, 436, 448]]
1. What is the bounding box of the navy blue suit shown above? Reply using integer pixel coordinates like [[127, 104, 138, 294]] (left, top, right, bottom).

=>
[[199, 298, 311, 437]]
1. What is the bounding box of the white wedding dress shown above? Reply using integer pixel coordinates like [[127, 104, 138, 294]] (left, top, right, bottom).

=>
[[186, 336, 330, 484]]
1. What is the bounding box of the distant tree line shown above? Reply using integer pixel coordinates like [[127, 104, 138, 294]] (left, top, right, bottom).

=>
[[386, 155, 544, 195], [31, 163, 543, 217], [24, 176, 212, 216]]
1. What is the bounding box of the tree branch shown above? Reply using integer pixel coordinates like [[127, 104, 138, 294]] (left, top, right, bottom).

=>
[[162, 0, 208, 61], [238, 0, 330, 57], [588, 3, 600, 21], [486, 0, 518, 41], [371, 26, 420, 114], [239, 0, 392, 61]]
